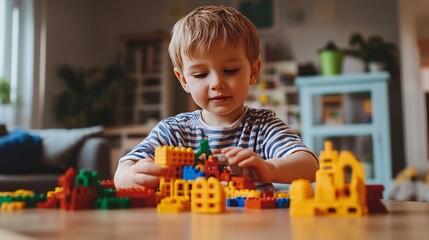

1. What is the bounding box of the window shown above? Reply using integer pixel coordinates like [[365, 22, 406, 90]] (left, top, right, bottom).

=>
[[0, 0, 35, 129]]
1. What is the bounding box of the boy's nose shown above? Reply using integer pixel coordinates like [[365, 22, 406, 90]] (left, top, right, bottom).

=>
[[210, 74, 225, 90]]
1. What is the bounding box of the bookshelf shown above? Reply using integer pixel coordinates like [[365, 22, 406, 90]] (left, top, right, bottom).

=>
[[116, 32, 174, 125], [296, 72, 392, 195], [246, 61, 300, 133]]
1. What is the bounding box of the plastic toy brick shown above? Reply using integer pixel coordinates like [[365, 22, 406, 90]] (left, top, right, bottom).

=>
[[230, 176, 256, 190], [245, 197, 276, 209], [100, 180, 116, 189], [257, 183, 275, 197], [116, 187, 157, 208], [290, 141, 368, 216], [224, 181, 236, 199], [116, 187, 155, 198], [182, 165, 205, 180], [1, 201, 25, 211], [205, 155, 220, 179], [219, 168, 231, 182], [234, 189, 261, 198], [173, 179, 193, 198], [76, 169, 99, 187], [155, 146, 194, 166], [157, 196, 190, 213], [235, 196, 246, 207], [194, 139, 212, 165], [191, 177, 226, 213], [158, 177, 173, 198], [366, 184, 388, 214], [276, 198, 290, 208], [68, 186, 98, 210], [96, 197, 131, 209], [275, 192, 289, 199], [226, 198, 239, 207], [58, 167, 77, 197]]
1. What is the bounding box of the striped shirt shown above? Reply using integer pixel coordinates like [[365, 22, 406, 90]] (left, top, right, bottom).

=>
[[119, 107, 315, 163]]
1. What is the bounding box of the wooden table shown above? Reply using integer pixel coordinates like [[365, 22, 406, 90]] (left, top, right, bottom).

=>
[[0, 200, 428, 240]]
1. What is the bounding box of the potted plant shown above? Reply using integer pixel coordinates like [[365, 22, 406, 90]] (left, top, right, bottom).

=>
[[53, 64, 126, 128], [344, 33, 397, 72], [318, 41, 343, 76]]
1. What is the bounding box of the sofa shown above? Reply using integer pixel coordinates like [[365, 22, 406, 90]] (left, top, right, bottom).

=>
[[0, 126, 111, 193]]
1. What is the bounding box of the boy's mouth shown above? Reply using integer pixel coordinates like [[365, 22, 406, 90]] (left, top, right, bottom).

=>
[[210, 96, 230, 102]]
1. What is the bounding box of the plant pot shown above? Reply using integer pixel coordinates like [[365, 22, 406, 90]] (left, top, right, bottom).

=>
[[319, 50, 343, 76]]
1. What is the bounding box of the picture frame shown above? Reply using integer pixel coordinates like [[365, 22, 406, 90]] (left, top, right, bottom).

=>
[[234, 0, 280, 35]]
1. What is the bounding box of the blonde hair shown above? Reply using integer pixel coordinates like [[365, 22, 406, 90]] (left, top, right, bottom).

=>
[[168, 5, 261, 72]]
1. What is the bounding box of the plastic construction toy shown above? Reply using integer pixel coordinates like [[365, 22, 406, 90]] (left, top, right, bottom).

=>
[[290, 141, 369, 216], [1, 140, 386, 217]]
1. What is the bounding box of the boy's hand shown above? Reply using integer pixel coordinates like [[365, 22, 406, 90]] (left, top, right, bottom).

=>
[[221, 146, 274, 183], [114, 158, 169, 188]]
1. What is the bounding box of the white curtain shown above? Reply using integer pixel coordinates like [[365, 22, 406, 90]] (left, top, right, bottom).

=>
[[0, 0, 37, 130]]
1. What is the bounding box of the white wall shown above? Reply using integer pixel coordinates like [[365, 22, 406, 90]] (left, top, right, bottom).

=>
[[41, 0, 399, 127]]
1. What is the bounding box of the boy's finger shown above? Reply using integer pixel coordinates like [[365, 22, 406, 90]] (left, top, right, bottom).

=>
[[132, 173, 159, 188], [134, 161, 169, 176]]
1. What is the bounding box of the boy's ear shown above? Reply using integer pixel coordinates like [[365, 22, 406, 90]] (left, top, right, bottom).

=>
[[174, 67, 190, 93], [249, 59, 261, 85]]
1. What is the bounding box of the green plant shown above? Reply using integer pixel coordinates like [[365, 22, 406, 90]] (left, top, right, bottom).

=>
[[0, 78, 11, 104], [343, 33, 397, 71], [53, 64, 126, 128]]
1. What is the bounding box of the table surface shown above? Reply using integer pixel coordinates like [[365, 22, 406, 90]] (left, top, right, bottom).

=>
[[0, 200, 429, 240]]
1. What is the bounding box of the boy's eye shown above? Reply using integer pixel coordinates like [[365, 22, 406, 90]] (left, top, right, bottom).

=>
[[192, 73, 208, 79], [224, 68, 239, 74]]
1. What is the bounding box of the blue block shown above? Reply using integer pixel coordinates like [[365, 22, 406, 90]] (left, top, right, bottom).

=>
[[226, 198, 238, 207], [182, 165, 205, 180], [276, 198, 290, 208], [236, 197, 246, 208]]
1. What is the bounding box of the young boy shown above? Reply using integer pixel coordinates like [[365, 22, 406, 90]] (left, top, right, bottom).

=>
[[114, 5, 319, 189]]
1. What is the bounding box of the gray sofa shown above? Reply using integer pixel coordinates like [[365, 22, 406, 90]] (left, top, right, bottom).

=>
[[0, 127, 111, 193]]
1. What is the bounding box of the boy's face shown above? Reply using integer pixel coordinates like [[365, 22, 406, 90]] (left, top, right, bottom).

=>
[[174, 39, 261, 125]]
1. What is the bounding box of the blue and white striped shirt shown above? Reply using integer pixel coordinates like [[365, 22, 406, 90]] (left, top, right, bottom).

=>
[[119, 107, 315, 163]]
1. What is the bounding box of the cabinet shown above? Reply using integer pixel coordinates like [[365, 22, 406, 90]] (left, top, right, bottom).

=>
[[116, 32, 174, 125], [246, 61, 300, 132], [296, 72, 392, 193]]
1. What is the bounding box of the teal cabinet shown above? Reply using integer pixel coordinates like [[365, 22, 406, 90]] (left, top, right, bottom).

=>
[[296, 72, 392, 194]]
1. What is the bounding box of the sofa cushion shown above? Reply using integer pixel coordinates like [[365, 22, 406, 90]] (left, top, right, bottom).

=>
[[0, 130, 42, 173], [30, 126, 103, 169]]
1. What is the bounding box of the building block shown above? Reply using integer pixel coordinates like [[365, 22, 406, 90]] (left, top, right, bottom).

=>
[[194, 139, 212, 165], [230, 176, 256, 190], [76, 169, 99, 187], [191, 177, 226, 213], [1, 201, 25, 211], [96, 197, 131, 209], [226, 198, 239, 207], [155, 146, 194, 166], [245, 197, 276, 209], [100, 180, 116, 189], [205, 155, 220, 179], [157, 196, 190, 213], [276, 198, 290, 208], [366, 184, 388, 213], [290, 141, 368, 216], [182, 165, 205, 180]]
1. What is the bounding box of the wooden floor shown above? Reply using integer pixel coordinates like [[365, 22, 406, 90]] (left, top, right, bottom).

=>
[[0, 200, 429, 240]]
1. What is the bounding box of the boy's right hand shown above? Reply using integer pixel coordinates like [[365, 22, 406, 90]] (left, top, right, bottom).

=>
[[114, 158, 170, 188]]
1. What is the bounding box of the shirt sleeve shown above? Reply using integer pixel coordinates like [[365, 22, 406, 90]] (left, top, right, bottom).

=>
[[260, 110, 318, 161], [118, 120, 175, 164]]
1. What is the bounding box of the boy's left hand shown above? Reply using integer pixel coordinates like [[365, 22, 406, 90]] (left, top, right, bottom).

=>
[[221, 146, 274, 183]]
